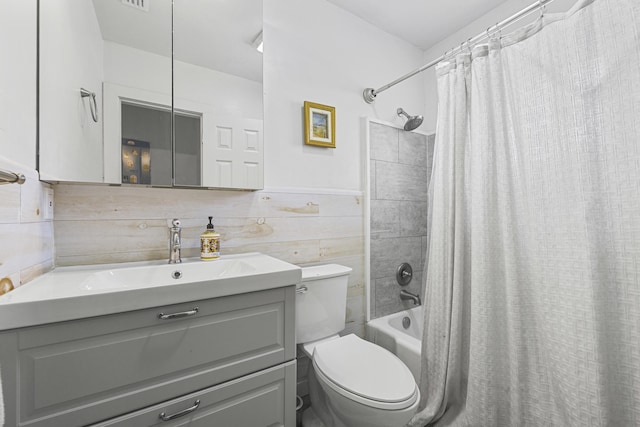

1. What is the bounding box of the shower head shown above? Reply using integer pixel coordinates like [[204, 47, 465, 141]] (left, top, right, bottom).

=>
[[397, 108, 423, 131]]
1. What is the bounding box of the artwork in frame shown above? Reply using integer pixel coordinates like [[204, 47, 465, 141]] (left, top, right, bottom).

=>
[[304, 101, 336, 148]]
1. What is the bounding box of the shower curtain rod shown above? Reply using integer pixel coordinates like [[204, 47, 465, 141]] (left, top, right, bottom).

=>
[[362, 0, 557, 103]]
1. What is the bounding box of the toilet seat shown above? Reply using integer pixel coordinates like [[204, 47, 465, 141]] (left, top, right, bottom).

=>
[[312, 334, 418, 410]]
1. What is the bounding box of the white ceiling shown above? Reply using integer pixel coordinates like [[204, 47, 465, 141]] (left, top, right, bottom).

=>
[[327, 0, 511, 50]]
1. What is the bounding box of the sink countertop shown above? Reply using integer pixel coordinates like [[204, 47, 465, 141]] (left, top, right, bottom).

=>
[[0, 253, 301, 331]]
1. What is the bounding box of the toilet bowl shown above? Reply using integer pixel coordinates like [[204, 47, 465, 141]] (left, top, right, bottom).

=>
[[304, 334, 419, 427], [296, 264, 419, 427]]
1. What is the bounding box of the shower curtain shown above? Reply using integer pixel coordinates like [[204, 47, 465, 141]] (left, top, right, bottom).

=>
[[410, 0, 640, 425]]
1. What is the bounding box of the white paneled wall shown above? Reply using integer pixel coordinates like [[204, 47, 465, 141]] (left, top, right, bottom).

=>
[[53, 184, 366, 337], [0, 157, 54, 288]]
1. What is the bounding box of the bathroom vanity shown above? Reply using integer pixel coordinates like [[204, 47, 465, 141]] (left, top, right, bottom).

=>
[[0, 253, 300, 427]]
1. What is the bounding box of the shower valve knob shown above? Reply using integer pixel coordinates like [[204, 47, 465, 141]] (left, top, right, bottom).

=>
[[396, 263, 413, 286]]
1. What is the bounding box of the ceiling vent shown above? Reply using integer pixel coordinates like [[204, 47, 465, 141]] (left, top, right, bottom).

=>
[[121, 0, 149, 12]]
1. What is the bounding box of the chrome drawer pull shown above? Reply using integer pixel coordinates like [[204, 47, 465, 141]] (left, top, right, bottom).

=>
[[296, 285, 308, 294], [159, 399, 200, 421], [157, 307, 199, 320]]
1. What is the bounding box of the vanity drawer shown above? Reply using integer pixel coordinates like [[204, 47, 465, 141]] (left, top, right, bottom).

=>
[[4, 286, 295, 427], [91, 361, 296, 427]]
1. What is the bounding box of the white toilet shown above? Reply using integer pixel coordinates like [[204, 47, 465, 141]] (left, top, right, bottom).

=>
[[297, 264, 419, 427]]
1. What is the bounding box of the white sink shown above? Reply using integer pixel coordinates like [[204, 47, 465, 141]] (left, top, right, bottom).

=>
[[82, 258, 258, 291], [0, 253, 301, 331]]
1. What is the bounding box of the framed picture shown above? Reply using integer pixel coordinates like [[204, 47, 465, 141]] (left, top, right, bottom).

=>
[[304, 101, 336, 148]]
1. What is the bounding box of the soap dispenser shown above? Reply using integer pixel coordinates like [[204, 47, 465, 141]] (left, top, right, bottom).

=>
[[200, 216, 220, 260]]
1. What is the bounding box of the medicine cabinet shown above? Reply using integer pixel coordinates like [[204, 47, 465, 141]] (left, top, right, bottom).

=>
[[38, 0, 263, 189]]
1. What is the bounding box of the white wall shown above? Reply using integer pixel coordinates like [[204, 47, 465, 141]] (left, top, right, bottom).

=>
[[0, 0, 37, 169], [422, 0, 578, 131], [263, 0, 426, 192]]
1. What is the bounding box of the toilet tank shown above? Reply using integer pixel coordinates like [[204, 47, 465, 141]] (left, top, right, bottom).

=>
[[296, 264, 352, 344]]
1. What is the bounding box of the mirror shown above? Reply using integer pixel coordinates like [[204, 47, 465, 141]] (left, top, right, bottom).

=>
[[174, 0, 264, 189], [38, 0, 263, 189]]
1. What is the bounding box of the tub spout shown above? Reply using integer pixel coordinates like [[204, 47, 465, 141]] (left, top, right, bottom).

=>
[[400, 290, 421, 306]]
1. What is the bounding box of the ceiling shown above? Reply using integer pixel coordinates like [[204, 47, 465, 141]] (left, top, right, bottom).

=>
[[326, 0, 511, 50]]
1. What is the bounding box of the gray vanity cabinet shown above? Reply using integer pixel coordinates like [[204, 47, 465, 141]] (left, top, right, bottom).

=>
[[0, 286, 296, 427]]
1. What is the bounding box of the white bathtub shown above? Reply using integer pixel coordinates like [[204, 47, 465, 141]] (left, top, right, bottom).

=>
[[367, 306, 423, 381]]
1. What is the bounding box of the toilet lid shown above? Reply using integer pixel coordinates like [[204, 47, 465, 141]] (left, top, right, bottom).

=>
[[312, 334, 417, 408]]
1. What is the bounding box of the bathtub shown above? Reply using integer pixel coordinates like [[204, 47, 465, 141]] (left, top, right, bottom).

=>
[[366, 306, 423, 381]]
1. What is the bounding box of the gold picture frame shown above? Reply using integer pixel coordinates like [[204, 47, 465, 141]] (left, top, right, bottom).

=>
[[304, 101, 336, 148]]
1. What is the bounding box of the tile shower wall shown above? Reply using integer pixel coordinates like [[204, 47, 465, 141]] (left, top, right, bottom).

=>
[[53, 183, 365, 337], [369, 122, 435, 319]]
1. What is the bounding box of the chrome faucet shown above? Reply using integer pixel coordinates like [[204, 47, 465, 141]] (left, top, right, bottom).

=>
[[400, 289, 421, 305], [168, 218, 182, 264]]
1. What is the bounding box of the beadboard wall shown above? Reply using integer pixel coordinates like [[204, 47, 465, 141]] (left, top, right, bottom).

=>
[[0, 158, 54, 290], [53, 183, 366, 336]]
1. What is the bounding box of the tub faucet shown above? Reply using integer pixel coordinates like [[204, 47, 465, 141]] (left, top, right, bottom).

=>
[[400, 289, 421, 306], [168, 218, 182, 264]]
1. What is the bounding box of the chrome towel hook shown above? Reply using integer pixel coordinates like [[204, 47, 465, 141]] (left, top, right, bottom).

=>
[[80, 88, 98, 123]]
